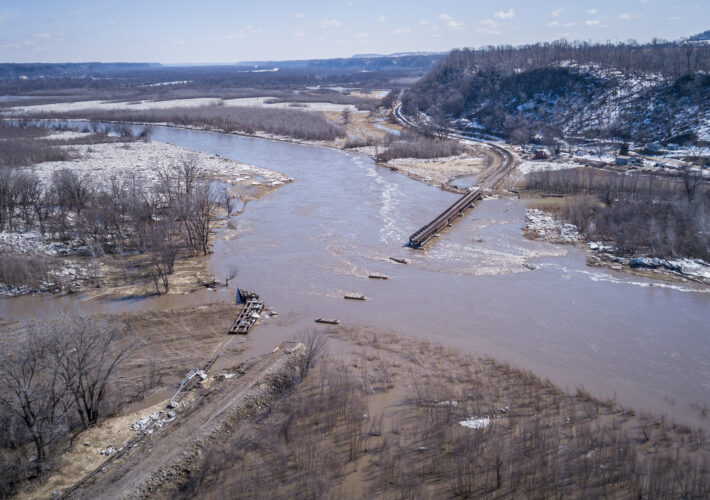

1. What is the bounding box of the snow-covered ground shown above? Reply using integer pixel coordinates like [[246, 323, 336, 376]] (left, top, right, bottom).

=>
[[7, 98, 221, 115], [1, 132, 292, 296], [222, 97, 358, 113], [525, 209, 710, 283], [524, 209, 582, 244], [458, 417, 491, 429], [6, 97, 360, 115], [515, 160, 582, 176], [21, 135, 291, 190], [40, 131, 94, 141]]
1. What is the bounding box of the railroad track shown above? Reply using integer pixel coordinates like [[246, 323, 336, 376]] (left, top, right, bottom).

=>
[[392, 105, 515, 248]]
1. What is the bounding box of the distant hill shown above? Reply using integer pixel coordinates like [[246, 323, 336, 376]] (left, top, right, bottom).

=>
[[0, 62, 159, 80], [402, 39, 710, 144], [234, 53, 443, 73]]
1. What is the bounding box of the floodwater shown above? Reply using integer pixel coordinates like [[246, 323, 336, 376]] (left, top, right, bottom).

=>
[[2, 123, 709, 429]]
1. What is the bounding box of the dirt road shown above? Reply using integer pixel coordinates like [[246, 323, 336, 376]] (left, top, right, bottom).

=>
[[62, 342, 304, 500]]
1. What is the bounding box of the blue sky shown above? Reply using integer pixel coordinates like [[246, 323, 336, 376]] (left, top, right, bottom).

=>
[[0, 0, 707, 63]]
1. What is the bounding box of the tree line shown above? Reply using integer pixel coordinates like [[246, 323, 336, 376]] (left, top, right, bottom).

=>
[[525, 167, 710, 260], [402, 39, 710, 143], [0, 156, 223, 294]]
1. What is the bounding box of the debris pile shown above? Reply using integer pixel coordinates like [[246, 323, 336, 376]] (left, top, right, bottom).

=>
[[130, 410, 177, 436]]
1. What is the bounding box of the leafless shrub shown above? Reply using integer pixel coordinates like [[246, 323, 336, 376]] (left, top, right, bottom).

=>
[[377, 136, 463, 162], [296, 330, 328, 379], [0, 254, 54, 291]]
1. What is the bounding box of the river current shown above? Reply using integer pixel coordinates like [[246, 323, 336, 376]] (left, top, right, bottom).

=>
[[2, 124, 709, 429]]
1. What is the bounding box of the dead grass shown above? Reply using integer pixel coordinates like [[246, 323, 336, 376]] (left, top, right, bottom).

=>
[[163, 327, 710, 499]]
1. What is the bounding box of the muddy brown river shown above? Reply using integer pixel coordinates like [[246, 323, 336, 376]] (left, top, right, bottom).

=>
[[2, 124, 709, 429]]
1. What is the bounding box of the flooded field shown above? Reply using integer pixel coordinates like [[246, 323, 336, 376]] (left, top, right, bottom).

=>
[[2, 124, 709, 429]]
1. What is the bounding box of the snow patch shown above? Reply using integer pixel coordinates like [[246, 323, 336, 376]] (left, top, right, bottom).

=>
[[459, 417, 491, 429]]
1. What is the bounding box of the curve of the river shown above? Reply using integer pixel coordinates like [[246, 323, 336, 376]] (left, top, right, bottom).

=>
[[2, 123, 709, 429]]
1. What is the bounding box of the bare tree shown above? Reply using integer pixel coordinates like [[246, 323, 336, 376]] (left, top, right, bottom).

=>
[[681, 165, 702, 203], [0, 333, 68, 473], [219, 186, 236, 217], [296, 330, 328, 378], [186, 183, 218, 256], [145, 216, 181, 294], [177, 154, 203, 198], [48, 315, 135, 428]]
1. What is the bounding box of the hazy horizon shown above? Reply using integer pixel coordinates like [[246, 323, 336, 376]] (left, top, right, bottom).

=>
[[1, 0, 708, 64]]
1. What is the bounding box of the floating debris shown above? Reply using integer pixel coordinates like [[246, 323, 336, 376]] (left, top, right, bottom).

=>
[[344, 294, 366, 301], [315, 318, 340, 324]]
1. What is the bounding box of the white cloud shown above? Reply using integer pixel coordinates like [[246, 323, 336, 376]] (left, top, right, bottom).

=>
[[377, 15, 386, 22], [295, 13, 304, 18], [618, 13, 632, 20], [293, 29, 305, 37], [439, 13, 463, 30], [547, 21, 579, 28], [494, 9, 515, 20], [419, 19, 431, 26], [551, 8, 563, 17], [587, 9, 597, 15], [584, 19, 601, 26], [319, 18, 343, 28], [355, 32, 370, 38], [226, 25, 262, 39], [393, 28, 411, 35]]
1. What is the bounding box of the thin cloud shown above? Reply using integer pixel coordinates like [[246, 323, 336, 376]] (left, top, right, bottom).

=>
[[494, 9, 515, 20], [377, 15, 386, 22], [319, 19, 343, 28], [584, 19, 606, 27], [293, 29, 305, 38], [295, 13, 305, 19], [439, 13, 463, 30], [551, 8, 563, 17], [618, 13, 632, 20], [476, 19, 501, 35], [226, 25, 262, 39], [393, 28, 411, 35], [547, 20, 578, 28], [587, 9, 598, 15], [0, 8, 19, 24]]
